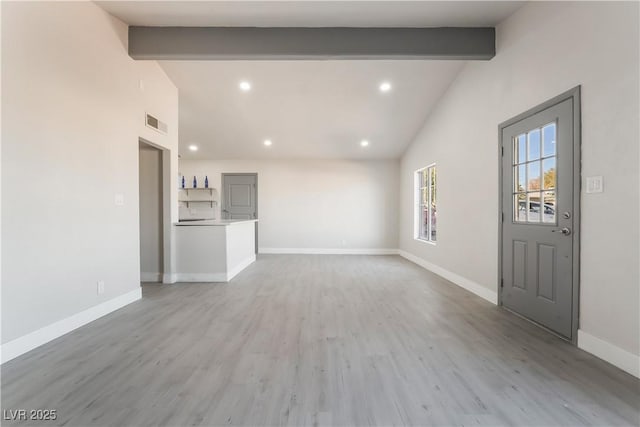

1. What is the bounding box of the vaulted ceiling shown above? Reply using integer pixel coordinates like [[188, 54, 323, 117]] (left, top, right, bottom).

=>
[[98, 1, 525, 159]]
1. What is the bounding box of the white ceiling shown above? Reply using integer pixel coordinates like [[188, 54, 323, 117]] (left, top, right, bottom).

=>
[[98, 1, 525, 160], [97, 1, 524, 28], [161, 60, 464, 159]]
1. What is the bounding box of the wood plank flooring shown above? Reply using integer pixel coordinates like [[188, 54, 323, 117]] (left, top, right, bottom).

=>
[[2, 255, 639, 426]]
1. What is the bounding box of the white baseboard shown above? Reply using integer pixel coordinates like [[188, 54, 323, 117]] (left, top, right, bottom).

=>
[[257, 248, 496, 304], [398, 250, 498, 304], [259, 247, 399, 255], [397, 251, 639, 377], [141, 272, 162, 282], [175, 254, 257, 283], [578, 330, 639, 378], [162, 272, 177, 284], [175, 272, 228, 282], [1, 288, 142, 364], [227, 254, 257, 281]]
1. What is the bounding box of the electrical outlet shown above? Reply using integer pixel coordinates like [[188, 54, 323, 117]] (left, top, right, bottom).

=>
[[97, 280, 105, 295], [114, 194, 125, 206]]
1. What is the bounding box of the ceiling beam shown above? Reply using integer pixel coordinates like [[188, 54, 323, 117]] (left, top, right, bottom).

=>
[[128, 27, 495, 60]]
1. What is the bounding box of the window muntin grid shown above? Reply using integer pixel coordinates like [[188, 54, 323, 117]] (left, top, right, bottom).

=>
[[513, 123, 556, 224]]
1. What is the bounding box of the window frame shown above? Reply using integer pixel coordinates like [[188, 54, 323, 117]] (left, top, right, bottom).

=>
[[414, 163, 437, 244]]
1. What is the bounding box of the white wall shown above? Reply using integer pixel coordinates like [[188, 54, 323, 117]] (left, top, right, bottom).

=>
[[139, 145, 163, 281], [180, 159, 399, 252], [1, 2, 179, 346], [400, 2, 639, 371]]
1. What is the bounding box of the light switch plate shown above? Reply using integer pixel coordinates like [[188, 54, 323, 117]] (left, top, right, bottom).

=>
[[585, 176, 604, 194], [97, 281, 105, 295], [114, 194, 125, 206]]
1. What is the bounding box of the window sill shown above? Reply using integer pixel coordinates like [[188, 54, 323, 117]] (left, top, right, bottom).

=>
[[414, 238, 436, 246]]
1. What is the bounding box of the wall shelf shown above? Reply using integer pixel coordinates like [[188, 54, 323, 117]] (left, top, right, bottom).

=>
[[178, 188, 218, 207]]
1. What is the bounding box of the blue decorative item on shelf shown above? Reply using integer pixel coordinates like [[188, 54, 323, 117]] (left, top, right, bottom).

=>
[[204, 176, 209, 188], [181, 175, 185, 189], [193, 176, 197, 188]]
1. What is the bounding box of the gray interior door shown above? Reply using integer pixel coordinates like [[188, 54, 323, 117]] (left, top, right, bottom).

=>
[[222, 174, 257, 220], [501, 97, 575, 339]]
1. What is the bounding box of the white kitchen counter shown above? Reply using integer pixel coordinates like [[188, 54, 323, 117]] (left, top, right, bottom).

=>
[[174, 219, 257, 282], [175, 219, 258, 227]]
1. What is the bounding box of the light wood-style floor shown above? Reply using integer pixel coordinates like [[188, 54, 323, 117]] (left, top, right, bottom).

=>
[[2, 255, 639, 426]]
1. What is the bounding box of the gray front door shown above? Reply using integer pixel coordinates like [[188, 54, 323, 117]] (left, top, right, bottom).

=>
[[222, 174, 257, 220], [501, 93, 579, 340]]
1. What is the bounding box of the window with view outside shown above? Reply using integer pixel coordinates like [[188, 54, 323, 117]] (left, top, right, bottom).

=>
[[416, 165, 437, 242], [513, 122, 557, 224]]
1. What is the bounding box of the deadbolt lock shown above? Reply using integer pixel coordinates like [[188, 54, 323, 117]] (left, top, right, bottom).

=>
[[563, 212, 571, 219]]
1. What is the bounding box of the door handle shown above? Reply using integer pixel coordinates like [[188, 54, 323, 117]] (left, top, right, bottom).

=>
[[552, 227, 571, 235]]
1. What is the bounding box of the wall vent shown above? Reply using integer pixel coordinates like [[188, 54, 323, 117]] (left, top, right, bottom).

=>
[[145, 113, 168, 135]]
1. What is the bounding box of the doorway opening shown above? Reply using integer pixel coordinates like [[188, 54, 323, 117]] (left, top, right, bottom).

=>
[[139, 140, 164, 283], [498, 87, 581, 343], [221, 173, 258, 253]]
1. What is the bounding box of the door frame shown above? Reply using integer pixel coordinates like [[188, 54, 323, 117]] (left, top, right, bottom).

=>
[[138, 140, 164, 282], [139, 137, 173, 284], [221, 173, 259, 252], [497, 86, 582, 344]]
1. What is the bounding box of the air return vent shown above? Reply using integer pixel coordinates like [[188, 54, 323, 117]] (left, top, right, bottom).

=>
[[145, 113, 168, 134]]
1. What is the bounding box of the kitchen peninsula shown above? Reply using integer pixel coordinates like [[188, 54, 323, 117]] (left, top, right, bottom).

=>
[[175, 219, 257, 282]]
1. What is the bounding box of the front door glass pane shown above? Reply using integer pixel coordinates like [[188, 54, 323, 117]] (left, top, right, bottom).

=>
[[527, 161, 541, 191], [542, 190, 556, 223], [542, 123, 556, 157], [542, 157, 556, 190], [513, 122, 557, 224], [528, 129, 541, 161], [515, 134, 527, 164], [515, 165, 526, 193]]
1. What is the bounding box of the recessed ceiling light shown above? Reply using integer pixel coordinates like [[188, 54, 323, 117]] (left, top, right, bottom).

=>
[[360, 140, 369, 147], [379, 82, 392, 92], [188, 145, 198, 151], [239, 81, 252, 92], [264, 139, 272, 146]]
